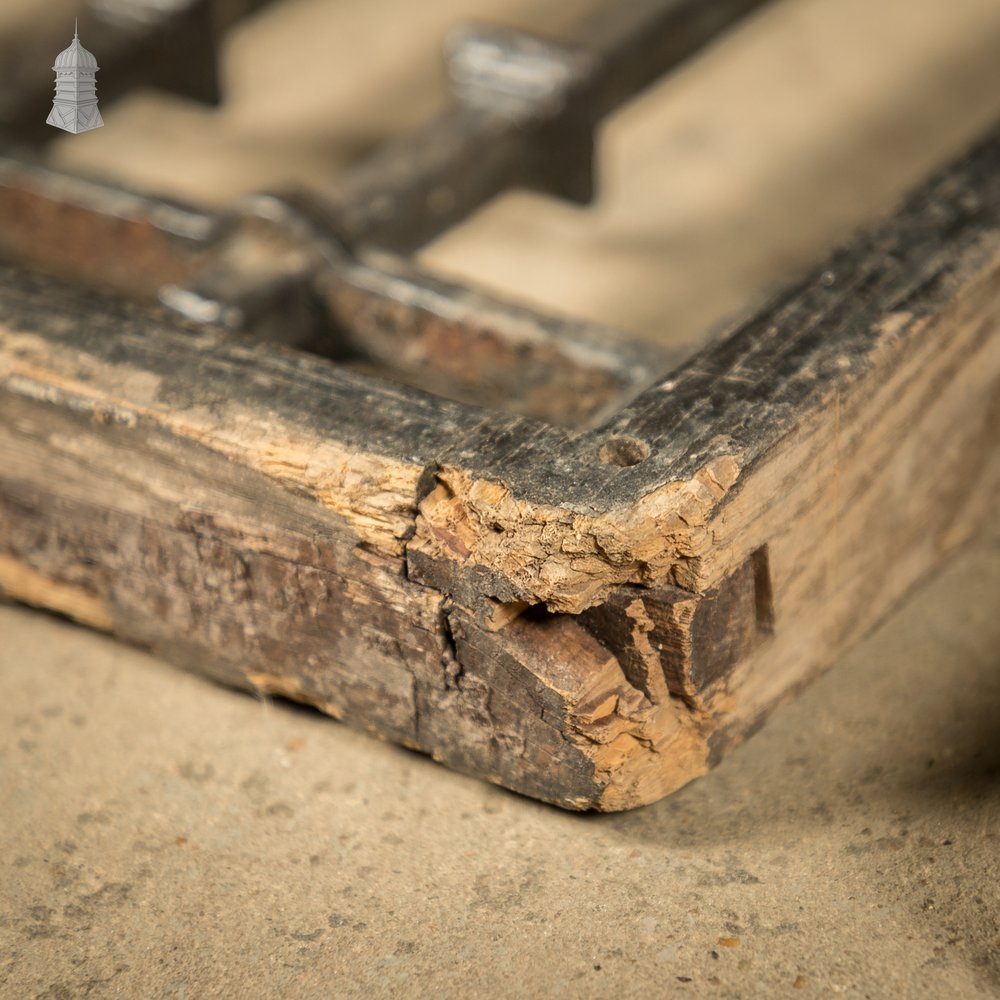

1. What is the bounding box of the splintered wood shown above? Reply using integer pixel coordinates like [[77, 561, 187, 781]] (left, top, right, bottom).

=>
[[2, 127, 1000, 811]]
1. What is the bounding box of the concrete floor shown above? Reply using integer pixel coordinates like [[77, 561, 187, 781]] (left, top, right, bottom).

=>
[[2, 0, 1000, 996], [2, 529, 998, 999]]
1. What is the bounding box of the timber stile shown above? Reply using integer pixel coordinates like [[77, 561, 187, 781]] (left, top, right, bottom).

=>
[[0, 0, 998, 809]]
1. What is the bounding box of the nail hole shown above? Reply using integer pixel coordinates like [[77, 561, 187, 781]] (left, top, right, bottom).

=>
[[599, 436, 650, 467]]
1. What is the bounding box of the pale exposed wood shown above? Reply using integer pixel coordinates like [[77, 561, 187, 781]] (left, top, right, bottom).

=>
[[0, 554, 113, 631]]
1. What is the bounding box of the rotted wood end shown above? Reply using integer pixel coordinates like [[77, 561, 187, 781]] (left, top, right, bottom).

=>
[[3, 122, 1000, 808]]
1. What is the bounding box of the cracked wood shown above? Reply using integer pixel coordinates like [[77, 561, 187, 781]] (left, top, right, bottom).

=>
[[2, 123, 1000, 808]]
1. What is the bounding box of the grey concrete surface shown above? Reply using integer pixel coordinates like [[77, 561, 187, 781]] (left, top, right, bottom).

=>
[[1, 528, 998, 999]]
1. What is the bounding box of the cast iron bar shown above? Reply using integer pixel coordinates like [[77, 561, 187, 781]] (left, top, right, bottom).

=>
[[314, 0, 772, 253]]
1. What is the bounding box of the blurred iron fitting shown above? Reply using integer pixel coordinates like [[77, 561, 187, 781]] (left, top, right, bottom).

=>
[[158, 192, 352, 352]]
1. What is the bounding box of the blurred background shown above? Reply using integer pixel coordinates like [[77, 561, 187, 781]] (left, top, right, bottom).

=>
[[6, 0, 1000, 347], [2, 2, 1000, 997]]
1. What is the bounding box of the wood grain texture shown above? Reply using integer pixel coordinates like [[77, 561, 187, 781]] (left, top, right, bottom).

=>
[[2, 125, 1000, 809]]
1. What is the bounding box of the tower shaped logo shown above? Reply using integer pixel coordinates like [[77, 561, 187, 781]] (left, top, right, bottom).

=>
[[47, 20, 104, 134]]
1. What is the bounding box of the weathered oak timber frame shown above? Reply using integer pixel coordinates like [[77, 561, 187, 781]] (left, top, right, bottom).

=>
[[1, 0, 998, 809]]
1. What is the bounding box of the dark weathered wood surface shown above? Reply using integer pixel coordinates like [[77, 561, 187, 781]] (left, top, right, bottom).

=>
[[1, 119, 999, 808]]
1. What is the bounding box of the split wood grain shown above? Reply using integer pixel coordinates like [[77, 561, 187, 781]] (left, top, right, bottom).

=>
[[1, 126, 999, 809]]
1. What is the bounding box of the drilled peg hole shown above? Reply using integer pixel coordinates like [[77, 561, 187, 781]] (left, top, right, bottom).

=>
[[599, 436, 650, 467]]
